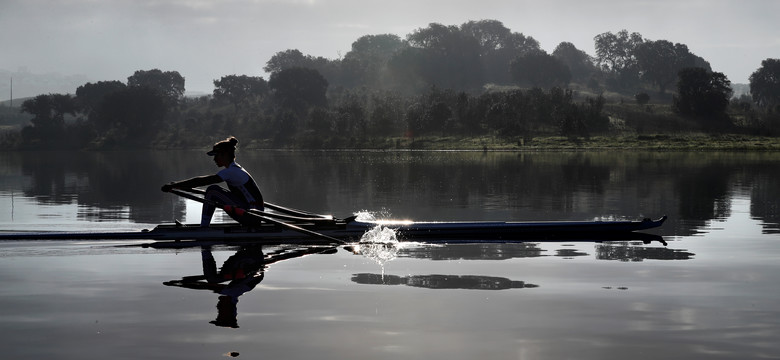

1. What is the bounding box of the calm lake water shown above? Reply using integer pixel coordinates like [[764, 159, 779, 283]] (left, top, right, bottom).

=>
[[1, 150, 779, 359]]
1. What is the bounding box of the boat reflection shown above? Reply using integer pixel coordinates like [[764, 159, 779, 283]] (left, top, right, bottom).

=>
[[162, 245, 337, 328], [394, 242, 544, 260], [352, 273, 538, 290], [378, 233, 676, 262]]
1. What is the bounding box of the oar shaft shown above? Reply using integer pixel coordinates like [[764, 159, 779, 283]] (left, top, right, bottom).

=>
[[176, 188, 332, 219], [165, 188, 346, 244]]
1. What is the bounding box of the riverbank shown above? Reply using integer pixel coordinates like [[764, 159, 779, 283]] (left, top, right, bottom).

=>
[[5, 132, 780, 152], [239, 133, 780, 151]]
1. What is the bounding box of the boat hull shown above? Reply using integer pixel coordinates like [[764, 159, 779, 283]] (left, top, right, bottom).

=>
[[0, 216, 666, 243]]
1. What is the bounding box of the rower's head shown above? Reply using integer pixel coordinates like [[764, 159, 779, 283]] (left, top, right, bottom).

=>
[[207, 136, 238, 167]]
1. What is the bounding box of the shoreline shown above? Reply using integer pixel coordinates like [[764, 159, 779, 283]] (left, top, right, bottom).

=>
[[4, 134, 780, 152], [241, 134, 780, 152]]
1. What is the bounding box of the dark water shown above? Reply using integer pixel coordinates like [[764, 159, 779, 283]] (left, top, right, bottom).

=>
[[1, 150, 779, 359]]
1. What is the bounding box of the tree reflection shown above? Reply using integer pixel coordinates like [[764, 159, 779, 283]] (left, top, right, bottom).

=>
[[3, 151, 780, 235], [352, 273, 537, 290], [397, 243, 544, 260], [751, 172, 780, 234], [595, 242, 694, 261]]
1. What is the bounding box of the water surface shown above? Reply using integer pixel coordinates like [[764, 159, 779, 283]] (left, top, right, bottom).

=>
[[1, 150, 778, 359]]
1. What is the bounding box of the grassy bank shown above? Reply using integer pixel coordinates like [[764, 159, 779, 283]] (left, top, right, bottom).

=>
[[256, 134, 780, 151]]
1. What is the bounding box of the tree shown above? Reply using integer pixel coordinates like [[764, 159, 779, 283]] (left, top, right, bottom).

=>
[[333, 93, 366, 136], [460, 20, 540, 84], [263, 49, 309, 74], [674, 68, 733, 126], [634, 40, 709, 94], [268, 67, 328, 111], [405, 23, 483, 89], [552, 42, 596, 82], [510, 50, 571, 88], [75, 81, 127, 120], [127, 69, 185, 105], [426, 101, 453, 135], [213, 75, 268, 112], [341, 34, 406, 88], [749, 58, 780, 110], [21, 94, 76, 131], [593, 30, 644, 89], [264, 49, 342, 87], [460, 19, 511, 54], [386, 47, 428, 93], [97, 86, 168, 141], [20, 93, 77, 146], [368, 91, 405, 136], [593, 30, 644, 73]]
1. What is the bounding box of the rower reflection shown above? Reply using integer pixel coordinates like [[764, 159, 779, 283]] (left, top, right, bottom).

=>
[[163, 245, 336, 328]]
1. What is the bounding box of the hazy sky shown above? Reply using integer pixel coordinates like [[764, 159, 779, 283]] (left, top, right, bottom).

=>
[[1, 0, 778, 97]]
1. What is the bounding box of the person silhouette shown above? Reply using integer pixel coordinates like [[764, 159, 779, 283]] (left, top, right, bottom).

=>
[[162, 137, 263, 227]]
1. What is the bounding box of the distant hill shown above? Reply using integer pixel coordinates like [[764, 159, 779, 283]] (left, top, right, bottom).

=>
[[0, 97, 32, 108], [0, 68, 90, 100]]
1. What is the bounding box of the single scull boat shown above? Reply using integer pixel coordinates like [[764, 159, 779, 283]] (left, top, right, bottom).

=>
[[0, 188, 667, 245], [0, 216, 667, 242]]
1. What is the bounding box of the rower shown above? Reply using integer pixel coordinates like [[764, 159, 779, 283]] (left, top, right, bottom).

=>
[[161, 136, 264, 227]]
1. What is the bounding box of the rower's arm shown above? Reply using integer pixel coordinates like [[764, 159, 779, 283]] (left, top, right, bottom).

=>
[[163, 175, 222, 191]]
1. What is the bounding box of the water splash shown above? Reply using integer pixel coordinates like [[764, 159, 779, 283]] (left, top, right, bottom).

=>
[[350, 211, 403, 274], [357, 225, 400, 267], [353, 209, 393, 222]]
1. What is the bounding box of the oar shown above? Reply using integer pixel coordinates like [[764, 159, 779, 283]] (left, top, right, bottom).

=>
[[172, 188, 336, 223], [164, 188, 346, 244], [178, 188, 332, 219]]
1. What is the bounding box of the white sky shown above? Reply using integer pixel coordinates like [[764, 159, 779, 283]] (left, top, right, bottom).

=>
[[1, 0, 778, 97]]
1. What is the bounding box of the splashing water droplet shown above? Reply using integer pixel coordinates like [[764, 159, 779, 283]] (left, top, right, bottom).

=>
[[361, 223, 398, 243], [356, 224, 401, 272], [353, 210, 376, 222]]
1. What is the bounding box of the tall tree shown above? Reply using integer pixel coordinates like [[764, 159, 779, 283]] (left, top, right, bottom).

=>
[[552, 42, 596, 82], [461, 20, 540, 84], [21, 94, 75, 130], [98, 86, 167, 141], [268, 67, 328, 111], [386, 47, 428, 93], [406, 23, 483, 89], [749, 58, 780, 110], [213, 75, 268, 112], [593, 30, 644, 73], [634, 40, 708, 94], [75, 81, 127, 120], [460, 19, 511, 53], [674, 68, 732, 126], [20, 94, 77, 145], [510, 50, 571, 88], [341, 34, 406, 88], [594, 30, 644, 89], [263, 49, 309, 74], [127, 69, 185, 105], [264, 49, 342, 87]]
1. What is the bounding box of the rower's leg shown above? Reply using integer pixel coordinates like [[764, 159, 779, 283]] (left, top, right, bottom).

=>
[[202, 185, 248, 226], [202, 185, 230, 227]]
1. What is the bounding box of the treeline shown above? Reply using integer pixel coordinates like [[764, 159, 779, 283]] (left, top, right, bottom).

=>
[[3, 20, 780, 149]]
